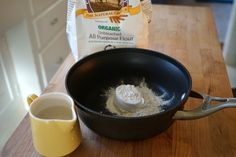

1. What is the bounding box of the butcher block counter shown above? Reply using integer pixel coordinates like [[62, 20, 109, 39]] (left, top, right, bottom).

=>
[[1, 4, 236, 157]]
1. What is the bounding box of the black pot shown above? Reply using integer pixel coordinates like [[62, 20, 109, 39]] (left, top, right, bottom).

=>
[[65, 48, 236, 140]]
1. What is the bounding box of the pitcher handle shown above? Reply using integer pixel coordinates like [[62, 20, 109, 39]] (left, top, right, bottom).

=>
[[173, 91, 236, 120], [27, 94, 38, 106]]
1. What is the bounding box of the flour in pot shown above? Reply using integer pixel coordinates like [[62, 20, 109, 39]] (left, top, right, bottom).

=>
[[105, 81, 174, 117]]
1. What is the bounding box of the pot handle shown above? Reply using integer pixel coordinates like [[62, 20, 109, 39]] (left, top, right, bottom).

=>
[[173, 91, 236, 120]]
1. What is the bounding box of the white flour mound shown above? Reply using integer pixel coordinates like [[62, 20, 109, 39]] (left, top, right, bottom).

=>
[[105, 81, 174, 117]]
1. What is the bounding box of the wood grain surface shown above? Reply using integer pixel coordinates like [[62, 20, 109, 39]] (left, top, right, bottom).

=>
[[2, 5, 236, 157]]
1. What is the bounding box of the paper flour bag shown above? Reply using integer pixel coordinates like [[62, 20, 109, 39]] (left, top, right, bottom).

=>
[[67, 0, 150, 60]]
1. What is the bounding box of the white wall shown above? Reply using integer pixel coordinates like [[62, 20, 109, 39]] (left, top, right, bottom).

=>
[[5, 20, 41, 108], [224, 2, 236, 88]]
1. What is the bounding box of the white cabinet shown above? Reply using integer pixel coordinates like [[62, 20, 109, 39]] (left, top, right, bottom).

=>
[[33, 0, 67, 49], [1, 0, 70, 89], [30, 0, 57, 16], [39, 30, 70, 84], [29, 0, 70, 87], [0, 0, 69, 148]]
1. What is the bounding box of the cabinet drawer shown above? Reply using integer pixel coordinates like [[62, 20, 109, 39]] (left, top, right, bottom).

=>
[[34, 0, 67, 49], [39, 30, 70, 84], [30, 0, 57, 16]]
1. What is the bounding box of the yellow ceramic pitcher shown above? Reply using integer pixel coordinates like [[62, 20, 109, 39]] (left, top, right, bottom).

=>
[[27, 92, 81, 157]]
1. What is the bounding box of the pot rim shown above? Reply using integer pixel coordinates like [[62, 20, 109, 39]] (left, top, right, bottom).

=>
[[65, 48, 192, 120]]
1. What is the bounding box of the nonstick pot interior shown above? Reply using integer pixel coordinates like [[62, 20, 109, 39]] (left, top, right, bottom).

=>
[[66, 48, 192, 140]]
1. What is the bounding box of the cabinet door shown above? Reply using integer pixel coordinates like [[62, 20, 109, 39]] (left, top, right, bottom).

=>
[[39, 30, 70, 86], [33, 0, 67, 49], [30, 0, 57, 15]]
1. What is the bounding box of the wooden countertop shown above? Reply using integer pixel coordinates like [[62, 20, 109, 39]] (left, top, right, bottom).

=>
[[2, 4, 236, 157]]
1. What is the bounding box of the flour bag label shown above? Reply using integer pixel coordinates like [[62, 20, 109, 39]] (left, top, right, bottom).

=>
[[67, 0, 150, 60]]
